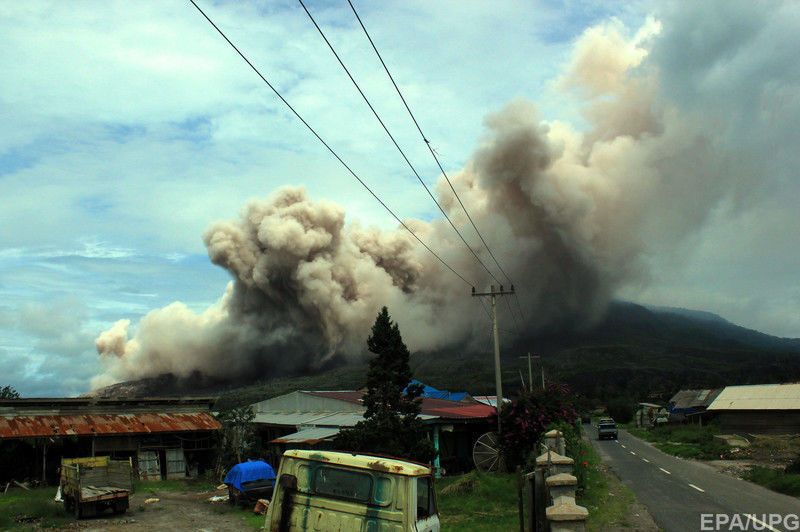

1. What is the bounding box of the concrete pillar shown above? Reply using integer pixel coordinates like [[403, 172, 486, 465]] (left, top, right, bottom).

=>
[[535, 450, 574, 476], [546, 497, 588, 532], [544, 429, 566, 455], [546, 472, 577, 503]]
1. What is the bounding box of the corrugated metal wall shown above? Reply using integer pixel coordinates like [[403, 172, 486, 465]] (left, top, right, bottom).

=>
[[718, 411, 800, 434]]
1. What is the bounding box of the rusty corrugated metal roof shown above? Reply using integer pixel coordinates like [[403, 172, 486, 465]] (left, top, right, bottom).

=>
[[307, 391, 495, 420], [0, 412, 221, 439]]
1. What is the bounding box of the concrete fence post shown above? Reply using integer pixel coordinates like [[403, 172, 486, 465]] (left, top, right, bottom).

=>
[[546, 497, 589, 532], [535, 451, 574, 476], [544, 429, 566, 455], [546, 472, 577, 503]]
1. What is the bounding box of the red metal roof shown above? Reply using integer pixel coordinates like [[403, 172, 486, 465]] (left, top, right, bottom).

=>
[[307, 391, 495, 420], [0, 412, 221, 439]]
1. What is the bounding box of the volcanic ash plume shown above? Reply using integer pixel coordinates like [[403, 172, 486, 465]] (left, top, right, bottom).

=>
[[92, 15, 755, 388]]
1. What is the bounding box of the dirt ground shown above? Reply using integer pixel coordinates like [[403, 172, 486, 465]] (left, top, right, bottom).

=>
[[58, 491, 261, 532], [708, 434, 800, 478]]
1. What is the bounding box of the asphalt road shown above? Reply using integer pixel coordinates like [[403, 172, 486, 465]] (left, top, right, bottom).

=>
[[590, 428, 800, 532]]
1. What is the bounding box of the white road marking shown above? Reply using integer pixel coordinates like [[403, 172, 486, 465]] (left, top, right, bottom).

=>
[[630, 451, 636, 456], [659, 467, 671, 475], [746, 514, 781, 532], [642, 458, 650, 463], [688, 483, 705, 493]]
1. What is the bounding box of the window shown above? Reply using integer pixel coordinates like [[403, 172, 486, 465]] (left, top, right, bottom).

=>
[[416, 476, 436, 520], [313, 467, 372, 503]]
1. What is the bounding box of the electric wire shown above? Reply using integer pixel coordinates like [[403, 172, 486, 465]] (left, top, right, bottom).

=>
[[345, 0, 529, 331], [298, 0, 503, 287], [188, 0, 476, 289]]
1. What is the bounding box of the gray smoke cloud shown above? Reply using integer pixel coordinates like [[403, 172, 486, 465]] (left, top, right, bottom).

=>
[[91, 13, 773, 388]]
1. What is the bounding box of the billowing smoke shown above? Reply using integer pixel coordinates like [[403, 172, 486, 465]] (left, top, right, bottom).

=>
[[91, 13, 771, 389]]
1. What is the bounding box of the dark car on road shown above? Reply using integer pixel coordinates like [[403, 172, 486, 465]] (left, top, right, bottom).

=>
[[597, 418, 618, 440]]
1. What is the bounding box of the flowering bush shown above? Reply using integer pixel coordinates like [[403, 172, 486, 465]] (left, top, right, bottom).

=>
[[497, 383, 578, 469]]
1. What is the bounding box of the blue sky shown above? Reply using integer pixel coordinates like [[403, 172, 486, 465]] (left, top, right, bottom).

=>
[[1, 0, 798, 396]]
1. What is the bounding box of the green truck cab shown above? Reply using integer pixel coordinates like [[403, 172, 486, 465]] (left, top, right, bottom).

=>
[[265, 450, 440, 532]]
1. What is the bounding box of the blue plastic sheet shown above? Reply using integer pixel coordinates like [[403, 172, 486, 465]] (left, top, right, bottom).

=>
[[224, 460, 276, 491], [406, 379, 468, 402]]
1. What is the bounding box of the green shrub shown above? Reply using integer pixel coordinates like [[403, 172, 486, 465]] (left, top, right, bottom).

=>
[[744, 466, 800, 497], [499, 384, 578, 469]]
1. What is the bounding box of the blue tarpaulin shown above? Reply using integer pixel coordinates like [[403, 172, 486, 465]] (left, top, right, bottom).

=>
[[406, 379, 468, 402], [224, 460, 276, 491]]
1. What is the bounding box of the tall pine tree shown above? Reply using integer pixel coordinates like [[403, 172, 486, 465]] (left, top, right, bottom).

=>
[[334, 307, 434, 462]]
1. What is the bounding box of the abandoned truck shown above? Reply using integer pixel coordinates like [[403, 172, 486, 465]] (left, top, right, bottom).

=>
[[60, 456, 134, 518], [266, 450, 440, 531]]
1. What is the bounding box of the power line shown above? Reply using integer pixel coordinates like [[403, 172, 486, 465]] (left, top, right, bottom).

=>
[[188, 0, 475, 288], [345, 1, 518, 289], [345, 0, 530, 331], [298, 0, 503, 287]]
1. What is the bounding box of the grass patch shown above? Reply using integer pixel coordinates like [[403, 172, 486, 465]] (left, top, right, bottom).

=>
[[0, 487, 72, 530], [578, 441, 636, 531], [626, 424, 729, 460], [435, 471, 520, 531], [134, 478, 217, 495], [743, 466, 800, 497]]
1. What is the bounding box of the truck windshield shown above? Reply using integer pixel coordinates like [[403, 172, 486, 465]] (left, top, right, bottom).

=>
[[600, 423, 616, 428]]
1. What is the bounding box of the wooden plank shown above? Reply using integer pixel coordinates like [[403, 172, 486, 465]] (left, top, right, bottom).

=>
[[63, 456, 109, 468]]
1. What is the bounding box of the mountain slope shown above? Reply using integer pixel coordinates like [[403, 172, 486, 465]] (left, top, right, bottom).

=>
[[92, 301, 800, 408]]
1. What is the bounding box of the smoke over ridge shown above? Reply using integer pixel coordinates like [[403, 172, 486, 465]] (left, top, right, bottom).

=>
[[91, 14, 768, 389]]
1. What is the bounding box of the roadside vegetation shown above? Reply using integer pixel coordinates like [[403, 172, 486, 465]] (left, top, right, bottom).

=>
[[578, 441, 638, 531], [743, 466, 800, 497], [436, 472, 519, 531], [627, 423, 729, 460]]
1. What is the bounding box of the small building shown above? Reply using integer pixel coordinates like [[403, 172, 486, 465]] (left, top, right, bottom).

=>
[[250, 389, 496, 476], [0, 397, 221, 484], [707, 383, 800, 434], [667, 389, 722, 425], [635, 402, 667, 428]]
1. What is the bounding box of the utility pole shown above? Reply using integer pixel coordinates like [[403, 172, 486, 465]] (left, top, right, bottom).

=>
[[472, 284, 515, 435], [520, 353, 545, 391], [520, 352, 534, 392]]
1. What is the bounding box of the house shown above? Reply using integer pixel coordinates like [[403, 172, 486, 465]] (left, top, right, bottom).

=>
[[0, 397, 220, 484], [667, 389, 722, 425], [249, 389, 496, 476], [706, 383, 800, 434]]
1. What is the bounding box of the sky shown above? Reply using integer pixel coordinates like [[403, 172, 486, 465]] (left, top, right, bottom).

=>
[[1, 0, 798, 396]]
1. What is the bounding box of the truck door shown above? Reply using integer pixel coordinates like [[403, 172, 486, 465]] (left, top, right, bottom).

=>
[[413, 476, 440, 532]]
